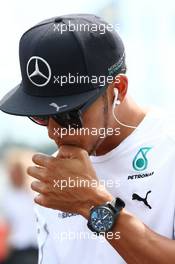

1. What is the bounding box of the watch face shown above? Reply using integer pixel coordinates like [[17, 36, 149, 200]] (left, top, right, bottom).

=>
[[90, 206, 114, 232]]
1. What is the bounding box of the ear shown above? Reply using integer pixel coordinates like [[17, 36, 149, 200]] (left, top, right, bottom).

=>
[[113, 74, 128, 102]]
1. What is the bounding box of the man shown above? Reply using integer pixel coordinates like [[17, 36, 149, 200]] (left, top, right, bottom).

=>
[[0, 14, 175, 264]]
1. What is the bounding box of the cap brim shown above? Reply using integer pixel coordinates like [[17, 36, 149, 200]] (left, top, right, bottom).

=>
[[0, 83, 106, 116]]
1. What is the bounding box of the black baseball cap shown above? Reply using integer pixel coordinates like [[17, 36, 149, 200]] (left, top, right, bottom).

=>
[[0, 14, 125, 116]]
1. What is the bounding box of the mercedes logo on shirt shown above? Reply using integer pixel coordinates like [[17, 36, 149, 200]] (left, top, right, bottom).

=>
[[26, 56, 51, 87]]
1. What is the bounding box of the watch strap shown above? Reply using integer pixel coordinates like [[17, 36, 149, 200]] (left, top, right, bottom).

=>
[[108, 197, 125, 214]]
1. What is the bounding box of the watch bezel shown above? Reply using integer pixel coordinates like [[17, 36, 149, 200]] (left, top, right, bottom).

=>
[[87, 197, 125, 235], [88, 205, 115, 233]]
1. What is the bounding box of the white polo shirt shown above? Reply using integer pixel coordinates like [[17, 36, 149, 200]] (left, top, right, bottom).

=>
[[35, 110, 175, 264]]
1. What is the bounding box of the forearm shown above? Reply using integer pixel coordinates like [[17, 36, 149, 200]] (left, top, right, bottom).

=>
[[28, 149, 175, 263], [107, 209, 175, 264], [82, 190, 175, 264]]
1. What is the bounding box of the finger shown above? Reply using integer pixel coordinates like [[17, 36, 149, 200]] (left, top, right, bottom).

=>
[[32, 153, 56, 168], [34, 195, 67, 210], [31, 181, 49, 195], [34, 194, 52, 208], [57, 145, 88, 159], [27, 166, 48, 182], [34, 194, 46, 207]]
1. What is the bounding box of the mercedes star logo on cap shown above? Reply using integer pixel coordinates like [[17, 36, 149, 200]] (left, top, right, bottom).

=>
[[26, 56, 51, 87], [0, 14, 125, 116]]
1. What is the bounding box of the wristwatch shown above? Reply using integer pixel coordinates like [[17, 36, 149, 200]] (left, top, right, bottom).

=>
[[87, 197, 125, 235]]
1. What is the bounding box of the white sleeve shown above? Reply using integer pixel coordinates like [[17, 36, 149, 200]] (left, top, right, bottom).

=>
[[34, 206, 60, 264]]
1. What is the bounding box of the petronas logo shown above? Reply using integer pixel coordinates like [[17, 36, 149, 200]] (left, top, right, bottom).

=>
[[132, 147, 152, 171]]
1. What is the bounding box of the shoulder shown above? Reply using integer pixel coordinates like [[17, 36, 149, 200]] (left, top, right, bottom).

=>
[[161, 110, 175, 144], [148, 108, 175, 144]]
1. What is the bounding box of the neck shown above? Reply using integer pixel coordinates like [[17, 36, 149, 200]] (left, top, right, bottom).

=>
[[95, 96, 149, 156]]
